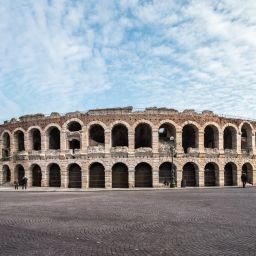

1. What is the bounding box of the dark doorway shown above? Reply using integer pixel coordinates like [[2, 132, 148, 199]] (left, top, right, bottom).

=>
[[32, 129, 41, 150], [112, 124, 128, 147], [224, 127, 236, 150], [135, 123, 152, 148], [224, 163, 235, 186], [68, 164, 82, 188], [69, 139, 80, 150], [89, 125, 105, 146], [49, 127, 60, 150], [182, 162, 196, 187], [2, 133, 10, 158], [16, 165, 25, 184], [32, 165, 42, 187], [182, 125, 197, 153], [89, 163, 105, 188], [204, 163, 217, 186], [158, 123, 176, 142], [68, 121, 82, 132], [15, 131, 25, 151], [159, 162, 176, 185], [135, 163, 152, 187], [112, 163, 128, 188], [204, 125, 218, 148], [3, 165, 11, 183], [49, 164, 61, 187], [242, 163, 253, 184]]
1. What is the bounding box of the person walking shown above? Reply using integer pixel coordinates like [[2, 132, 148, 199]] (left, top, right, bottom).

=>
[[241, 172, 247, 188], [14, 180, 18, 190]]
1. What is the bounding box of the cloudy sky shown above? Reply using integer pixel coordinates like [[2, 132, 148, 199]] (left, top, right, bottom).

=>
[[0, 0, 256, 122]]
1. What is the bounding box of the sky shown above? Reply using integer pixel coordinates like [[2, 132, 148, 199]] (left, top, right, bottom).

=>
[[0, 0, 256, 122]]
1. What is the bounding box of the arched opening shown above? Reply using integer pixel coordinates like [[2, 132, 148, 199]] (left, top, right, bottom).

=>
[[241, 123, 252, 151], [204, 125, 219, 148], [159, 162, 176, 185], [112, 124, 128, 147], [158, 123, 176, 152], [2, 132, 10, 158], [49, 163, 61, 187], [2, 165, 11, 183], [31, 129, 41, 150], [69, 139, 80, 150], [89, 163, 105, 188], [48, 127, 60, 150], [204, 163, 218, 186], [182, 162, 197, 187], [224, 162, 237, 186], [112, 163, 128, 188], [89, 125, 105, 146], [67, 121, 82, 132], [32, 165, 42, 187], [242, 163, 253, 184], [135, 123, 152, 149], [224, 126, 237, 150], [68, 164, 81, 188], [135, 163, 152, 187], [182, 124, 198, 153], [15, 165, 25, 184], [15, 130, 25, 152]]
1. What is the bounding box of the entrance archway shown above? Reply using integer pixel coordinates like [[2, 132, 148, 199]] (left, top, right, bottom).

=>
[[112, 163, 128, 188], [242, 163, 253, 184], [68, 164, 82, 188], [204, 163, 218, 186], [182, 124, 198, 153], [49, 164, 61, 187], [89, 163, 105, 188], [224, 162, 237, 186], [182, 162, 197, 187], [2, 165, 11, 183], [159, 162, 176, 185], [135, 163, 152, 187], [15, 165, 25, 184], [32, 165, 42, 187]]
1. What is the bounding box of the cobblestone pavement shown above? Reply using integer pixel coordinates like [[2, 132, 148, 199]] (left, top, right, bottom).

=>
[[0, 188, 256, 256]]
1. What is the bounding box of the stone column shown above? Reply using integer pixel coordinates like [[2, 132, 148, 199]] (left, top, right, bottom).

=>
[[25, 131, 30, 152], [198, 167, 204, 187], [236, 133, 241, 154], [61, 165, 68, 188], [128, 130, 135, 156], [152, 169, 159, 188], [105, 170, 112, 189], [82, 161, 88, 189], [61, 131, 67, 151], [251, 134, 256, 155], [105, 129, 111, 156], [0, 164, 3, 185], [175, 130, 183, 154], [0, 137, 2, 159], [152, 128, 159, 156], [128, 169, 135, 188], [218, 131, 224, 154], [218, 169, 224, 186], [198, 131, 204, 154], [176, 169, 182, 188], [41, 132, 46, 151], [41, 165, 48, 187]]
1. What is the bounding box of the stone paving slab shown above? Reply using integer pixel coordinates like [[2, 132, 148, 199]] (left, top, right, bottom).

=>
[[0, 188, 256, 256]]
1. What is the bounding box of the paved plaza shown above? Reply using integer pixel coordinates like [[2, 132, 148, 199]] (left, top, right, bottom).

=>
[[0, 188, 256, 256]]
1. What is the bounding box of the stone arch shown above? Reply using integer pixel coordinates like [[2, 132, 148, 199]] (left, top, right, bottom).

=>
[[2, 131, 11, 158], [135, 123, 152, 149], [111, 124, 128, 147], [159, 162, 177, 185], [88, 124, 105, 146], [112, 162, 128, 188], [203, 123, 219, 149], [13, 129, 25, 152], [182, 162, 199, 187], [48, 163, 61, 187], [28, 127, 42, 151], [135, 162, 152, 187], [223, 124, 238, 150], [240, 122, 253, 151], [204, 162, 219, 186], [68, 163, 82, 188], [63, 118, 84, 131], [89, 162, 105, 188], [224, 162, 237, 186], [31, 164, 42, 187], [14, 164, 25, 184], [182, 122, 199, 153], [242, 162, 253, 184], [46, 126, 60, 150], [2, 165, 11, 183], [158, 122, 176, 150]]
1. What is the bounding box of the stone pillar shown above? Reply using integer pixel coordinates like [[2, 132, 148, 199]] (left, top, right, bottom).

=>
[[175, 130, 183, 154], [82, 161, 88, 189], [251, 134, 256, 155], [176, 169, 182, 188], [61, 131, 66, 151], [253, 170, 256, 186], [25, 131, 30, 152], [236, 168, 242, 187], [152, 169, 159, 188], [218, 169, 224, 186], [152, 128, 159, 156], [105, 129, 111, 155], [198, 167, 204, 187], [0, 137, 2, 159], [128, 130, 135, 156], [218, 131, 224, 154], [105, 170, 112, 189], [0, 164, 3, 185], [61, 165, 68, 188], [41, 133, 46, 151], [236, 133, 241, 154], [128, 169, 135, 188], [198, 131, 204, 153], [41, 165, 48, 187]]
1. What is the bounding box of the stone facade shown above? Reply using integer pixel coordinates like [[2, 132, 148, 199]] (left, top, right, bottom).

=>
[[0, 107, 255, 189]]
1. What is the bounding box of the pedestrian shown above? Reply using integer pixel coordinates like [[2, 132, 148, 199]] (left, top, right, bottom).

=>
[[241, 172, 247, 188], [14, 180, 18, 190], [23, 176, 28, 190]]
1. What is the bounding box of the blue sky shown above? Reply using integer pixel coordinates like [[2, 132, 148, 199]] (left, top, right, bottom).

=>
[[1, 0, 256, 122]]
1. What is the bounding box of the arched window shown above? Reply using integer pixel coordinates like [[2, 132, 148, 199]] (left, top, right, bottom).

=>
[[182, 125, 198, 153], [112, 124, 128, 147], [67, 121, 82, 132], [204, 125, 219, 148], [89, 125, 105, 146], [30, 129, 41, 150], [223, 126, 237, 150], [2, 132, 10, 158], [48, 127, 60, 150], [15, 130, 25, 152], [241, 123, 252, 151], [135, 123, 152, 148]]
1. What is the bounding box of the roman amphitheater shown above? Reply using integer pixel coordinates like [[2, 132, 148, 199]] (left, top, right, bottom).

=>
[[0, 107, 255, 189]]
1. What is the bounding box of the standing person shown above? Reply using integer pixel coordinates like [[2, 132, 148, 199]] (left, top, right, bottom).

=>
[[241, 172, 247, 188], [14, 180, 18, 190], [22, 176, 28, 190]]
